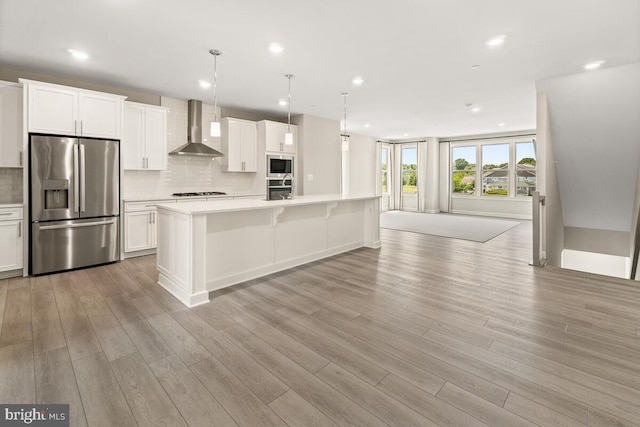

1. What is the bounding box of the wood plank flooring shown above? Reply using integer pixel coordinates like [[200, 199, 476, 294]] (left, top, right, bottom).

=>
[[2, 222, 640, 426]]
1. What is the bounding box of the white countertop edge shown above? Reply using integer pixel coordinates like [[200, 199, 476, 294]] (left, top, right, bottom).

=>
[[156, 194, 381, 215], [122, 193, 264, 202], [0, 203, 24, 208]]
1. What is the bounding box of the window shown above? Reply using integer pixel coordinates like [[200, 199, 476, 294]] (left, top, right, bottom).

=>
[[452, 146, 476, 195], [482, 144, 509, 196], [516, 141, 536, 196], [380, 147, 389, 193], [450, 138, 536, 199], [402, 147, 417, 193]]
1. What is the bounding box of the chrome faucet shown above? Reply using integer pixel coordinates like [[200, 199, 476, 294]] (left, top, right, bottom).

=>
[[281, 173, 294, 199]]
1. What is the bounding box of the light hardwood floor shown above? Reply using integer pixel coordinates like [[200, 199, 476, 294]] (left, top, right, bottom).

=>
[[2, 222, 640, 426]]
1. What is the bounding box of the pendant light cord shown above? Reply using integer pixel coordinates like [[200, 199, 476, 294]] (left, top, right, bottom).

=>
[[342, 92, 348, 136], [209, 49, 222, 123], [286, 74, 293, 132], [213, 53, 218, 122]]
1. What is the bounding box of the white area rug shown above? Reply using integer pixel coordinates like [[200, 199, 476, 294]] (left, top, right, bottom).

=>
[[380, 211, 521, 242]]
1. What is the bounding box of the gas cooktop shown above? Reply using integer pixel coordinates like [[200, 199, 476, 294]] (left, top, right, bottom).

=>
[[172, 191, 227, 197]]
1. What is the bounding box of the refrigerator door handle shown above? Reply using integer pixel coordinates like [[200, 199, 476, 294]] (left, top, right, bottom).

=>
[[80, 143, 86, 213], [39, 218, 117, 230], [73, 143, 80, 213]]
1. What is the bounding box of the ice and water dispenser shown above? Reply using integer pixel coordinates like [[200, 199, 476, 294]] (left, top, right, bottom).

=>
[[43, 179, 69, 210]]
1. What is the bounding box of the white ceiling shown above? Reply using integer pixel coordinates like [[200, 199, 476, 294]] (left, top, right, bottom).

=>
[[1, 0, 638, 139]]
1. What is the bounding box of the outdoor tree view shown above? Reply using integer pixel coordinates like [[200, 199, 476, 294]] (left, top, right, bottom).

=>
[[402, 147, 417, 193], [381, 148, 388, 193], [452, 145, 476, 194], [452, 141, 536, 197]]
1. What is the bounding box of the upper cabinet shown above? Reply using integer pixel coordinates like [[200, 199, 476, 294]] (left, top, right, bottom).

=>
[[220, 117, 257, 172], [259, 120, 297, 154], [122, 102, 168, 170], [21, 79, 125, 139], [0, 84, 24, 167]]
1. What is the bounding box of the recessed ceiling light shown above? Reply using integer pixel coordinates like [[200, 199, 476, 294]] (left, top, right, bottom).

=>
[[403, 133, 409, 137], [269, 43, 284, 54], [485, 35, 505, 47], [278, 99, 287, 107], [364, 123, 371, 128], [352, 76, 364, 86], [498, 122, 505, 127], [68, 49, 89, 60], [471, 107, 481, 113], [584, 60, 605, 70], [199, 80, 211, 89]]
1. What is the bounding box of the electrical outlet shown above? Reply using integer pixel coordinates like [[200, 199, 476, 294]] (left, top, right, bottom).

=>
[[307, 174, 314, 181]]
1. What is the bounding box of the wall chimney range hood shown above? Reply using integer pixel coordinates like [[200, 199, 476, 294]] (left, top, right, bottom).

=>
[[169, 99, 224, 157]]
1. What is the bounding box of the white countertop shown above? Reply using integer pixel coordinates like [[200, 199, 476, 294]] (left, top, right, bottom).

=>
[[156, 194, 380, 215], [122, 193, 263, 202], [0, 203, 24, 208]]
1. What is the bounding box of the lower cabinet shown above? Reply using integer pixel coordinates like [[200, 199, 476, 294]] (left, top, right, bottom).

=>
[[124, 210, 156, 252], [0, 208, 23, 275], [123, 200, 175, 257]]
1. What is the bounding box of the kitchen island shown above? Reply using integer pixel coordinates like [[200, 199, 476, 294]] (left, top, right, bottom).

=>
[[155, 194, 381, 307]]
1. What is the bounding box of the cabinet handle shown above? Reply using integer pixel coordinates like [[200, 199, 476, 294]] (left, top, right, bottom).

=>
[[153, 212, 156, 224], [74, 120, 78, 135], [149, 212, 152, 224], [0, 213, 11, 216], [19, 151, 23, 166], [80, 121, 83, 135], [18, 221, 21, 238]]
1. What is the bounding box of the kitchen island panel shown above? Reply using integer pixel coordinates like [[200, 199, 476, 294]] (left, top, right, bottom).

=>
[[157, 195, 380, 307], [205, 210, 275, 280]]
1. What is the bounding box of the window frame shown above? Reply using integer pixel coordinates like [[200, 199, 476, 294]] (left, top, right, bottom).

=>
[[401, 145, 418, 195], [450, 137, 536, 200], [451, 142, 478, 197]]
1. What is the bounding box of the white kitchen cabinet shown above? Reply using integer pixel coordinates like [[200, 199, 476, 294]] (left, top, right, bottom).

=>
[[123, 102, 168, 170], [22, 79, 125, 139], [124, 210, 156, 252], [221, 117, 257, 172], [259, 120, 297, 154], [0, 207, 23, 274], [123, 200, 175, 256], [0, 84, 24, 167]]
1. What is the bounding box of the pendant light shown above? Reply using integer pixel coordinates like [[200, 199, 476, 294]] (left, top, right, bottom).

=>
[[284, 74, 294, 145], [341, 92, 349, 152], [209, 49, 222, 137]]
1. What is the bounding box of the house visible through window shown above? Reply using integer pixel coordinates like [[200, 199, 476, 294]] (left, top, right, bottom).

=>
[[451, 138, 536, 198], [516, 141, 536, 196], [482, 144, 509, 196]]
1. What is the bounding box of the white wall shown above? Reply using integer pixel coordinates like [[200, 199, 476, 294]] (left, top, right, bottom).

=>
[[564, 226, 630, 256], [562, 249, 629, 279], [346, 133, 377, 195], [537, 92, 565, 267], [450, 197, 532, 219], [537, 62, 640, 232], [292, 114, 341, 195]]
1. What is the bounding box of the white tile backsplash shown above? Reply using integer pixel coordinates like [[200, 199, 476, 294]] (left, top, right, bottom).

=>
[[0, 168, 23, 203], [122, 96, 265, 198]]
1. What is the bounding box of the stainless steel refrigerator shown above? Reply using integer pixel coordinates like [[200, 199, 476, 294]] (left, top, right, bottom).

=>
[[30, 135, 120, 275]]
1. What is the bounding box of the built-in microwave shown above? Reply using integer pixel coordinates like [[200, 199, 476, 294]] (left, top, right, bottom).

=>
[[267, 154, 293, 178]]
